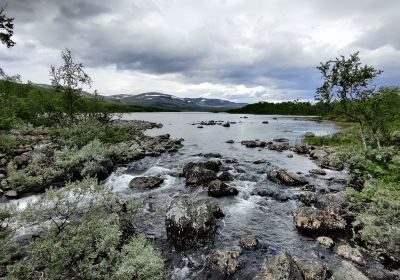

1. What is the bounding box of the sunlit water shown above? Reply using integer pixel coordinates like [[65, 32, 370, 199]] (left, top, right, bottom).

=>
[[104, 112, 347, 279]]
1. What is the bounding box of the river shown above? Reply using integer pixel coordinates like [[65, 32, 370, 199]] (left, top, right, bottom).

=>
[[105, 112, 348, 279]]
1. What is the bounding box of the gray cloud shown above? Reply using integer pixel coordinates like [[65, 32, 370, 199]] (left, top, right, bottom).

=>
[[1, 0, 399, 102]]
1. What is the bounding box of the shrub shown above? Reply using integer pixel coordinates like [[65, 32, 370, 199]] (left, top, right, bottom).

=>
[[6, 178, 165, 279], [0, 133, 19, 156]]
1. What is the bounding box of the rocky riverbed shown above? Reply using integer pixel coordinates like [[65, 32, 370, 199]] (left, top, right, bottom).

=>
[[2, 113, 399, 279]]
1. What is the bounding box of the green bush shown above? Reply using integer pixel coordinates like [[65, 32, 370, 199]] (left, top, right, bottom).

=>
[[348, 180, 400, 261], [6, 178, 165, 279], [0, 133, 19, 156]]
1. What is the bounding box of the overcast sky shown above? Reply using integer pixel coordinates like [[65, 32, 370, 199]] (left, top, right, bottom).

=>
[[1, 0, 399, 102]]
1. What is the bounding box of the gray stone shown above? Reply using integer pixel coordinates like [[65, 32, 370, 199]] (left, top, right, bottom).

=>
[[208, 248, 241, 276], [240, 236, 259, 250], [336, 245, 364, 265], [129, 176, 164, 190], [207, 180, 239, 197], [316, 236, 334, 248], [254, 252, 303, 280], [293, 207, 347, 232], [331, 261, 368, 280], [294, 258, 328, 280]]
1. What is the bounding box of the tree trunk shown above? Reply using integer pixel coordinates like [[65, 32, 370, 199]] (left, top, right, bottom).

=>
[[359, 122, 367, 149]]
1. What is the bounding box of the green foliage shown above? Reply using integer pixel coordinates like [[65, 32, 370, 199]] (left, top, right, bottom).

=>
[[305, 124, 361, 147], [0, 7, 15, 48], [0, 205, 17, 265], [6, 178, 165, 279], [348, 180, 400, 261], [51, 119, 137, 148], [228, 100, 331, 115], [0, 133, 19, 156]]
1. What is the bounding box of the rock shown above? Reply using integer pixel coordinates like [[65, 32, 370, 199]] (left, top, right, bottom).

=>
[[294, 258, 328, 280], [253, 160, 267, 164], [218, 171, 233, 181], [273, 138, 289, 143], [331, 261, 369, 280], [268, 143, 290, 152], [287, 154, 294, 158], [208, 249, 241, 276], [316, 191, 348, 215], [240, 236, 259, 250], [291, 144, 310, 154], [254, 252, 303, 280], [304, 132, 315, 137], [262, 121, 269, 124], [241, 140, 267, 148], [309, 169, 327, 175], [165, 197, 224, 249], [226, 140, 234, 144], [13, 152, 32, 167], [4, 190, 18, 199], [222, 122, 230, 127], [207, 180, 239, 197], [299, 191, 316, 206], [183, 161, 219, 186], [202, 153, 222, 158], [316, 236, 334, 248], [293, 207, 347, 232], [336, 245, 364, 265], [253, 184, 289, 202], [276, 170, 308, 186], [197, 126, 204, 128], [128, 176, 164, 190]]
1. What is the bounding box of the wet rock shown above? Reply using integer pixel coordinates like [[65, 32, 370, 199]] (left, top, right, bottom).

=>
[[302, 184, 316, 192], [128, 176, 164, 190], [268, 143, 290, 152], [203, 153, 222, 158], [293, 207, 347, 232], [331, 260, 368, 280], [222, 122, 230, 127], [287, 154, 294, 158], [309, 169, 327, 175], [262, 121, 269, 124], [291, 144, 309, 154], [240, 236, 259, 250], [226, 140, 234, 144], [4, 190, 18, 199], [241, 140, 267, 148], [165, 197, 224, 250], [208, 248, 241, 276], [197, 126, 203, 128], [273, 138, 289, 143], [207, 180, 239, 197], [254, 252, 303, 280], [336, 245, 364, 265], [218, 171, 233, 181], [316, 236, 334, 249], [183, 161, 219, 186], [294, 258, 328, 280], [299, 191, 316, 206], [276, 170, 308, 186], [304, 132, 315, 137], [253, 159, 267, 164]]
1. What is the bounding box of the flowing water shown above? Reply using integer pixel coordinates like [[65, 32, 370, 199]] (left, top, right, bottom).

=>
[[105, 112, 349, 279]]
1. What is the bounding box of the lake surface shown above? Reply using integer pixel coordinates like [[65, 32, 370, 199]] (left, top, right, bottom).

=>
[[105, 112, 346, 279]]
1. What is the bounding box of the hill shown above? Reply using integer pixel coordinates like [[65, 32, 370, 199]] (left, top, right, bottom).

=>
[[106, 92, 246, 111]]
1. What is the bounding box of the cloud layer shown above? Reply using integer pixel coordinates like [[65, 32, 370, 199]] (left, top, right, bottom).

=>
[[1, 0, 399, 102]]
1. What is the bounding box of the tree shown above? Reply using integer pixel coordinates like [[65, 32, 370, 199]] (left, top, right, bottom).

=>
[[50, 49, 92, 124], [316, 52, 383, 149], [0, 7, 15, 48]]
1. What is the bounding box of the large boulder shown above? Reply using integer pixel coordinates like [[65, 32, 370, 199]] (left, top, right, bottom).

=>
[[183, 161, 220, 186], [294, 258, 328, 280], [165, 197, 224, 250], [336, 245, 365, 265], [128, 176, 164, 190], [293, 207, 347, 232], [331, 261, 369, 280], [207, 180, 239, 197], [276, 170, 308, 186], [253, 252, 303, 280], [208, 248, 241, 276]]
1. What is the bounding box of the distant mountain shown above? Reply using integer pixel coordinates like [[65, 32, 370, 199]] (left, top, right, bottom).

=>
[[106, 92, 246, 111]]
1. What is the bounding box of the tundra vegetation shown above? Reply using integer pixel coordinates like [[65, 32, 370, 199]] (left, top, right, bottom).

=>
[[0, 10, 166, 278]]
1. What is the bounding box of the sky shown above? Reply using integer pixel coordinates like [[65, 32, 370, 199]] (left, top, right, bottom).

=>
[[1, 0, 399, 103]]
